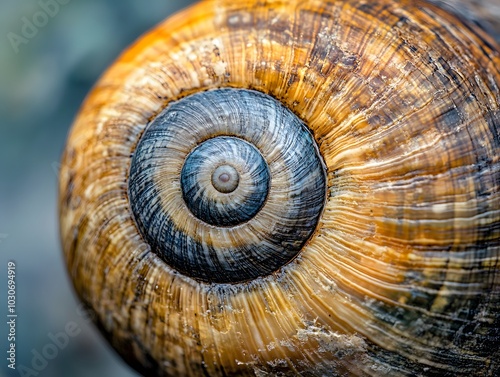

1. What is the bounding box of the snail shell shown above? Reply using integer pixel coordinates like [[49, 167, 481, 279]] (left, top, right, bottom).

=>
[[59, 0, 500, 376]]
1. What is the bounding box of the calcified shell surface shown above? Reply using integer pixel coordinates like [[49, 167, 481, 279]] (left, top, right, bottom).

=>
[[59, 0, 500, 376], [128, 88, 327, 284]]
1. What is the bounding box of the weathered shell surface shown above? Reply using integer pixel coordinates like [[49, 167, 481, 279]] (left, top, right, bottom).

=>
[[59, 0, 500, 376]]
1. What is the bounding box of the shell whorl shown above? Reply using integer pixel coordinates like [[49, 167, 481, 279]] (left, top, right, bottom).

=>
[[128, 88, 327, 283], [59, 0, 500, 376]]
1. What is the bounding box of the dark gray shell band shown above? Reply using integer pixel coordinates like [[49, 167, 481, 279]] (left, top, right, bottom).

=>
[[128, 88, 327, 283], [181, 136, 270, 227]]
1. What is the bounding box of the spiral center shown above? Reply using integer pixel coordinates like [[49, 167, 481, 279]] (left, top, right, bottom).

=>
[[128, 88, 327, 283], [180, 136, 270, 227], [212, 165, 239, 193]]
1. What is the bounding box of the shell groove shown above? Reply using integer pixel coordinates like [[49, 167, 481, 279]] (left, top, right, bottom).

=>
[[59, 0, 500, 376]]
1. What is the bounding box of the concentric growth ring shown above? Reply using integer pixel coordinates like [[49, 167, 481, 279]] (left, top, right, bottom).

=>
[[128, 88, 327, 283], [181, 136, 270, 227]]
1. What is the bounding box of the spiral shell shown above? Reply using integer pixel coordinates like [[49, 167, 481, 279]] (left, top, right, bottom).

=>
[[59, 0, 500, 376], [128, 88, 327, 283]]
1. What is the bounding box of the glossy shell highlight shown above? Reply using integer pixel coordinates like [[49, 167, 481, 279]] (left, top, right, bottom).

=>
[[59, 0, 500, 376]]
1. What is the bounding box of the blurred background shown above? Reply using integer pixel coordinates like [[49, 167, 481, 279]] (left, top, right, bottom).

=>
[[0, 1, 195, 376], [0, 1, 498, 377]]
